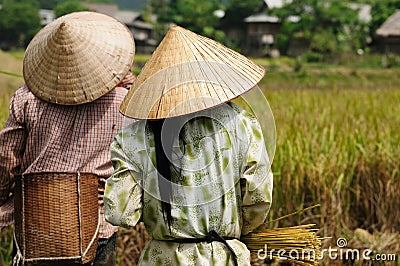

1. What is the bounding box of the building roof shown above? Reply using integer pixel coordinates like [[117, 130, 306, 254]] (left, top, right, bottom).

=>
[[112, 10, 141, 24], [112, 11, 154, 30], [81, 4, 154, 30], [263, 0, 289, 9], [131, 20, 154, 30], [245, 13, 279, 23], [81, 3, 119, 16], [244, 12, 299, 24], [264, 0, 281, 9], [376, 10, 400, 37]]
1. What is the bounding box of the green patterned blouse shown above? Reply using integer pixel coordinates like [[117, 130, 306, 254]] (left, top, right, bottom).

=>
[[104, 103, 273, 266]]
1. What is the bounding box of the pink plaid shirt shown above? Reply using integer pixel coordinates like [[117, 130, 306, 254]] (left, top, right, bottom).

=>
[[0, 85, 129, 238]]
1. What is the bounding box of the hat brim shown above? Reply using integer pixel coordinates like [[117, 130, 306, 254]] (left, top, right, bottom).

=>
[[120, 25, 264, 119]]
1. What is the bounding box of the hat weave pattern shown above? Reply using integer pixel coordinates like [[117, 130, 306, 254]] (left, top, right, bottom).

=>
[[23, 12, 135, 105], [120, 25, 265, 119]]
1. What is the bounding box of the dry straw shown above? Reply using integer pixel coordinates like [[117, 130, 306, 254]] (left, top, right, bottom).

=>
[[241, 205, 323, 266], [120, 25, 265, 119], [23, 11, 135, 105]]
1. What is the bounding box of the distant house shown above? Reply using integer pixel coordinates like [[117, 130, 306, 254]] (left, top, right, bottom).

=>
[[39, 9, 55, 26], [244, 14, 280, 56], [219, 0, 287, 55], [112, 10, 156, 53], [82, 3, 156, 53], [244, 0, 296, 56], [375, 10, 400, 54], [243, 0, 372, 57]]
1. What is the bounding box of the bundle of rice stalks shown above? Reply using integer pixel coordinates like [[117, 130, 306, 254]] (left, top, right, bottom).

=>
[[242, 224, 322, 266], [242, 205, 323, 266]]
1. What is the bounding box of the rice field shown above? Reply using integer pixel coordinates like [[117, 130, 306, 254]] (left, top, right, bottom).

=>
[[261, 70, 400, 265], [0, 51, 399, 265]]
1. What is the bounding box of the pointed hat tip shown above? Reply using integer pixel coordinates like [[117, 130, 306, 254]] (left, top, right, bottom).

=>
[[169, 24, 184, 31]]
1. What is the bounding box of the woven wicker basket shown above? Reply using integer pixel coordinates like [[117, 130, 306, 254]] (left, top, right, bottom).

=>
[[14, 172, 99, 265]]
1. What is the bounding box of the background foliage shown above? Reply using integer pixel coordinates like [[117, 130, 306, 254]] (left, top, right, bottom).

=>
[[271, 0, 369, 57], [0, 0, 41, 48], [1, 0, 400, 57], [54, 1, 89, 18], [146, 0, 226, 43]]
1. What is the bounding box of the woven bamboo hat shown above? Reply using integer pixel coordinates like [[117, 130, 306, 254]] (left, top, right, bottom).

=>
[[23, 11, 135, 105], [120, 25, 265, 119]]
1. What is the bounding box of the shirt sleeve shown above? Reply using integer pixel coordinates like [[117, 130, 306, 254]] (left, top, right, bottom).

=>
[[0, 91, 26, 205], [239, 112, 273, 235], [104, 132, 143, 228]]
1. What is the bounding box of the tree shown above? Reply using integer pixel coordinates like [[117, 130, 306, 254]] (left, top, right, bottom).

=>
[[223, 0, 260, 27], [271, 0, 368, 57], [148, 0, 225, 43], [54, 0, 89, 18], [35, 0, 115, 9], [37, 0, 61, 9], [0, 0, 38, 4], [0, 0, 41, 48], [369, 0, 400, 36], [220, 0, 260, 49]]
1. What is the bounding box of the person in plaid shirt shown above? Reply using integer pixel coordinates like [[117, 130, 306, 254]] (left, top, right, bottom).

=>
[[0, 12, 136, 265]]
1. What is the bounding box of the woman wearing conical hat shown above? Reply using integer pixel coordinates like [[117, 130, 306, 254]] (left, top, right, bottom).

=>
[[0, 12, 135, 265], [104, 25, 273, 266]]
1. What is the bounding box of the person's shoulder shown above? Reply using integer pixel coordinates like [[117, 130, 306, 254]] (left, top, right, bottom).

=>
[[13, 84, 36, 100], [113, 86, 129, 97], [112, 87, 128, 101], [11, 85, 38, 107], [225, 102, 263, 139], [124, 119, 145, 131], [115, 119, 146, 142], [208, 102, 257, 123], [228, 102, 257, 119]]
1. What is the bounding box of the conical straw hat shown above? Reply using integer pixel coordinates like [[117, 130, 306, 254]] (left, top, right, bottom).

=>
[[23, 11, 135, 105], [120, 25, 265, 119]]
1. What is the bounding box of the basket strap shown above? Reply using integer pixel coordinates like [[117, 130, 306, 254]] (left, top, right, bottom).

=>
[[77, 172, 83, 257], [13, 232, 24, 265], [77, 171, 101, 261], [82, 210, 101, 258], [21, 175, 26, 262]]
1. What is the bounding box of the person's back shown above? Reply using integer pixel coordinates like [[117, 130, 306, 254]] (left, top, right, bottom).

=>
[[7, 85, 126, 177], [104, 25, 273, 266], [0, 11, 135, 265], [105, 103, 273, 265], [2, 83, 127, 236]]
